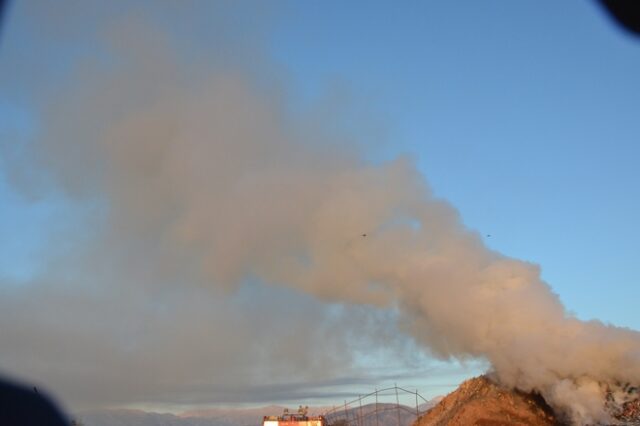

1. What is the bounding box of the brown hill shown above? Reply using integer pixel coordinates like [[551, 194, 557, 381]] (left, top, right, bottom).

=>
[[414, 376, 563, 426]]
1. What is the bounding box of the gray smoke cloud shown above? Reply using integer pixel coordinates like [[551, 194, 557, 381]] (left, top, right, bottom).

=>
[[1, 2, 639, 423], [0, 1, 424, 412]]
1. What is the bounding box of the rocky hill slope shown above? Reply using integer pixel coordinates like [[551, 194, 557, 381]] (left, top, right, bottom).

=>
[[414, 376, 562, 426], [414, 376, 640, 426]]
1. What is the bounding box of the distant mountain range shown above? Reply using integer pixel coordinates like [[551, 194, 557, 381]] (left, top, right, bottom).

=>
[[76, 400, 442, 426]]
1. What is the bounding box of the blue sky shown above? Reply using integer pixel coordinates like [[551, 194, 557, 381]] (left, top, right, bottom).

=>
[[267, 0, 640, 329], [1, 0, 639, 411]]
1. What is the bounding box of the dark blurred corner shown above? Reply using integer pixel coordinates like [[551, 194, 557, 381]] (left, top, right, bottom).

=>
[[0, 376, 70, 425], [598, 0, 640, 37], [0, 0, 8, 38]]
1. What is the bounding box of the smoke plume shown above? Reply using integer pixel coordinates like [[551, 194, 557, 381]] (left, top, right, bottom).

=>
[[1, 2, 639, 423]]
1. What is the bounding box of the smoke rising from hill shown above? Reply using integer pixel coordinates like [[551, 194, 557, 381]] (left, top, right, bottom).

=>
[[1, 2, 639, 423]]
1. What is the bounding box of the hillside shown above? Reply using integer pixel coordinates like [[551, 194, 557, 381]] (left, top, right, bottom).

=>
[[414, 376, 562, 426]]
